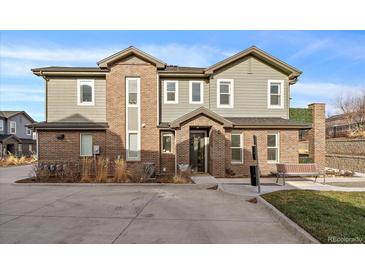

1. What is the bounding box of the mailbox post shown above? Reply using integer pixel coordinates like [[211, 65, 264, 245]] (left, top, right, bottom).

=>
[[251, 135, 261, 193]]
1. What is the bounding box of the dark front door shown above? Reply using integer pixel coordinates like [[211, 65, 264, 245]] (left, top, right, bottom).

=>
[[190, 132, 206, 172]]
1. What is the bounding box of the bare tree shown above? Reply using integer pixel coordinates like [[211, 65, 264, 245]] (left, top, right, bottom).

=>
[[336, 91, 365, 137]]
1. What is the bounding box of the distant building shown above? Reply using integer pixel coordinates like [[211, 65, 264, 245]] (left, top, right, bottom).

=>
[[326, 113, 363, 138], [0, 111, 36, 157]]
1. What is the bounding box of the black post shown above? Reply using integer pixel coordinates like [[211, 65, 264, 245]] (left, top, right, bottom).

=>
[[253, 135, 261, 193]]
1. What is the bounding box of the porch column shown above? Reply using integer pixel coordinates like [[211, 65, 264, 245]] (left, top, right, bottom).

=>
[[308, 103, 326, 170]]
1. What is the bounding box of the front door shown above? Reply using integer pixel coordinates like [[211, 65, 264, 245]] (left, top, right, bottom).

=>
[[190, 132, 206, 172]]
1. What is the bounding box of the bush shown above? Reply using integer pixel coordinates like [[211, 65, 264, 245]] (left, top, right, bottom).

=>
[[113, 159, 129, 183], [80, 157, 93, 183], [95, 158, 109, 183]]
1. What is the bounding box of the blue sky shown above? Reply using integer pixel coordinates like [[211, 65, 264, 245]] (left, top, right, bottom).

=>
[[1, 30, 364, 121]]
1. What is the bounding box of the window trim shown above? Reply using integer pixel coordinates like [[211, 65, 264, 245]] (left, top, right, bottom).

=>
[[163, 80, 179, 104], [9, 121, 16, 134], [189, 80, 204, 104], [217, 79, 234, 108], [267, 132, 280, 164], [0, 120, 3, 131], [231, 132, 243, 164], [267, 80, 284, 109], [77, 79, 95, 106], [80, 133, 93, 157], [126, 77, 141, 161], [161, 132, 173, 154], [26, 128, 32, 136]]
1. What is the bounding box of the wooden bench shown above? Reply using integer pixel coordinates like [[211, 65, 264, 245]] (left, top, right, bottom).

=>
[[275, 163, 325, 185]]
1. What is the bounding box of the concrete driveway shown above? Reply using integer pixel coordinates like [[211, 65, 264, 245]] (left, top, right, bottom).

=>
[[0, 165, 301, 243]]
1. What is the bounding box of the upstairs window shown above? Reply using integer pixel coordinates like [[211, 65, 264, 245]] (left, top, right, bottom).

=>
[[127, 78, 140, 106], [217, 79, 234, 108], [189, 81, 204, 104], [78, 79, 95, 105], [26, 128, 32, 136], [231, 133, 243, 163], [267, 133, 279, 163], [268, 80, 284, 108], [10, 121, 16, 134], [164, 80, 178, 104]]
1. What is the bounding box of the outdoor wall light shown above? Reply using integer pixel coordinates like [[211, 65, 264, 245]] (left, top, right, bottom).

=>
[[56, 134, 65, 140]]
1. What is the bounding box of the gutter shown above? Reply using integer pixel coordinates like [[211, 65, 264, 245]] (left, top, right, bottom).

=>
[[39, 70, 49, 123]]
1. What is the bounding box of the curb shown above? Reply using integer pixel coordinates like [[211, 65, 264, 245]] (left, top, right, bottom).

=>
[[217, 183, 320, 244], [257, 196, 320, 244]]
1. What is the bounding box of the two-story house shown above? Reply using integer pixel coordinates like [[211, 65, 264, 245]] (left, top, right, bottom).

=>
[[29, 46, 325, 177], [0, 111, 36, 157]]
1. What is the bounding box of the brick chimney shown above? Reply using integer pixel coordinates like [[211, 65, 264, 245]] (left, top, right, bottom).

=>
[[308, 103, 326, 170]]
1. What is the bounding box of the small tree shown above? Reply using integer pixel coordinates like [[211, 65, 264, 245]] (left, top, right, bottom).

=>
[[336, 91, 365, 137]]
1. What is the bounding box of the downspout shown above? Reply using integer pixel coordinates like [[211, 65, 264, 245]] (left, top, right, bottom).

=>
[[39, 70, 49, 122]]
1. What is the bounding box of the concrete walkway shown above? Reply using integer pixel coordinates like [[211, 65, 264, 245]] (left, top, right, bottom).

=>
[[217, 177, 365, 197], [0, 166, 302, 243]]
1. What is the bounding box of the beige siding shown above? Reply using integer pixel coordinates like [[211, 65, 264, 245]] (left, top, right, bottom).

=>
[[160, 56, 290, 123], [160, 78, 210, 122], [47, 78, 106, 122]]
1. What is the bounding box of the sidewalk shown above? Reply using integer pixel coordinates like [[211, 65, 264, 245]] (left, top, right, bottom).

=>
[[217, 177, 365, 197]]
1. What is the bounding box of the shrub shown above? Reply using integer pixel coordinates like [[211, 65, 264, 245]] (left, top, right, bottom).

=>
[[113, 159, 129, 183], [80, 157, 93, 183], [95, 158, 109, 183]]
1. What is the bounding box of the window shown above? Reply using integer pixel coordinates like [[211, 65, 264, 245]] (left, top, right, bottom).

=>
[[80, 133, 93, 156], [18, 144, 22, 154], [231, 133, 243, 163], [267, 133, 279, 163], [127, 78, 140, 106], [217, 79, 234, 108], [189, 81, 204, 104], [164, 80, 178, 104], [128, 132, 139, 159], [268, 80, 284, 108], [0, 120, 3, 131], [162, 133, 173, 153], [77, 79, 95, 105], [10, 121, 16, 134], [26, 128, 32, 136]]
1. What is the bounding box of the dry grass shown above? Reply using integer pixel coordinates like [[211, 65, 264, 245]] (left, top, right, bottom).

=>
[[0, 153, 37, 167], [95, 158, 109, 183], [80, 157, 93, 183], [172, 174, 191, 184], [113, 159, 129, 183]]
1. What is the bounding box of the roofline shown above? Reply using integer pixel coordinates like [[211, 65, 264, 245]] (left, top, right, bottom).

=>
[[97, 46, 166, 68], [204, 46, 302, 79], [232, 124, 312, 129], [1, 111, 36, 123], [0, 134, 22, 143]]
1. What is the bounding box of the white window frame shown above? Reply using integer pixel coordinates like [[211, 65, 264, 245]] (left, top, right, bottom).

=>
[[9, 121, 16, 134], [189, 80, 204, 104], [0, 120, 3, 131], [161, 132, 173, 154], [126, 77, 141, 161], [231, 132, 243, 164], [164, 80, 179, 104], [26, 128, 32, 136], [267, 133, 280, 163], [267, 80, 284, 109], [77, 79, 95, 106], [217, 79, 234, 108], [80, 133, 93, 157]]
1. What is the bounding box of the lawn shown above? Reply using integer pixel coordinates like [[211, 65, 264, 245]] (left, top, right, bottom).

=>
[[261, 190, 365, 244]]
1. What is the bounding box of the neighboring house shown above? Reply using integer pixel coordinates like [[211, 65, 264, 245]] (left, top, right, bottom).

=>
[[29, 46, 325, 177], [0, 111, 36, 157], [326, 113, 364, 138]]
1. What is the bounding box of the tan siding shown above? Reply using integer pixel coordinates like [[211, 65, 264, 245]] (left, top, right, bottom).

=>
[[160, 56, 290, 123], [160, 78, 210, 122], [47, 78, 106, 122], [210, 56, 289, 118]]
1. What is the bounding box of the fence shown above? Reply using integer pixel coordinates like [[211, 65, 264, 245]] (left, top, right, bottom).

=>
[[326, 138, 365, 172]]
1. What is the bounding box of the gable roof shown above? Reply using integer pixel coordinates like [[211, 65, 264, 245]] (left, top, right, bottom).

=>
[[170, 107, 233, 128], [0, 134, 22, 143], [97, 46, 166, 69], [204, 46, 302, 79], [0, 111, 35, 123]]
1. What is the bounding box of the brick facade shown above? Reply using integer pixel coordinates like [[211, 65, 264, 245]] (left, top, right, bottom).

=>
[[38, 130, 106, 161], [105, 56, 160, 171], [308, 103, 326, 170]]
